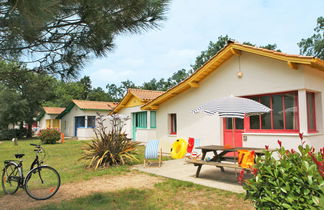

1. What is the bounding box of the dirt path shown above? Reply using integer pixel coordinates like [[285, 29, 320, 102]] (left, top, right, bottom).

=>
[[0, 171, 165, 210]]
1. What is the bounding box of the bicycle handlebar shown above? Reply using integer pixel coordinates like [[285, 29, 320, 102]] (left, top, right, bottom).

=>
[[30, 144, 41, 148]]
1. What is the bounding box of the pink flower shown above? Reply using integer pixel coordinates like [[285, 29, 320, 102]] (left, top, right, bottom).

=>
[[278, 140, 282, 147], [299, 132, 304, 140], [237, 169, 245, 184], [291, 149, 295, 154], [310, 147, 315, 153], [252, 168, 258, 176], [265, 145, 269, 150], [308, 152, 324, 178], [320, 148, 324, 159]]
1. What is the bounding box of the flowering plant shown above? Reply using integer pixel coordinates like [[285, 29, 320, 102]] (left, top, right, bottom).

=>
[[38, 128, 61, 144], [243, 134, 324, 209]]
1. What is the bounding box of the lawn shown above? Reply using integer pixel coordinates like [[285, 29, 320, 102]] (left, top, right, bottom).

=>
[[0, 139, 253, 209], [0, 139, 141, 196], [37, 179, 253, 210]]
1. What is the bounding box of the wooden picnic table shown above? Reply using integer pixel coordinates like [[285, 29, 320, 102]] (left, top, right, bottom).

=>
[[186, 145, 266, 177]]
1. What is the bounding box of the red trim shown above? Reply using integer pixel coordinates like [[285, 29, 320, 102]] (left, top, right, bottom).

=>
[[245, 91, 300, 133], [306, 92, 317, 132], [169, 114, 177, 134], [282, 95, 286, 130], [245, 129, 299, 133], [295, 94, 300, 131]]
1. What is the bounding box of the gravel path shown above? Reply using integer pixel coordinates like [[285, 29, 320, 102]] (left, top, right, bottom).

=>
[[0, 171, 164, 210]]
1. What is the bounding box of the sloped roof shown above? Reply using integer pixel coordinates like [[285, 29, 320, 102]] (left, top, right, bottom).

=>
[[129, 89, 165, 101], [72, 100, 118, 110], [113, 89, 165, 113], [142, 41, 324, 110], [57, 100, 118, 119], [43, 107, 65, 115]]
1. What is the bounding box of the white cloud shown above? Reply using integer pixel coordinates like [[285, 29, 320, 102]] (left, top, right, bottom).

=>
[[89, 68, 135, 87]]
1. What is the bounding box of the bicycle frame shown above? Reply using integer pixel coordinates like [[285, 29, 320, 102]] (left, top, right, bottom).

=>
[[3, 148, 44, 188]]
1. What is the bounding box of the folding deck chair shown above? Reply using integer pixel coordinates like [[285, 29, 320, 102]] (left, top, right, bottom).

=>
[[144, 140, 162, 167]]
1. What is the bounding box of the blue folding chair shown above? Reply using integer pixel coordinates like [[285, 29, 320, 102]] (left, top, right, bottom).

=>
[[144, 140, 162, 167]]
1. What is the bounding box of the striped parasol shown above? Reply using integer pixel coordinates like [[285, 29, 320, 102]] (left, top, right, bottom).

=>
[[193, 95, 271, 159], [193, 96, 271, 118]]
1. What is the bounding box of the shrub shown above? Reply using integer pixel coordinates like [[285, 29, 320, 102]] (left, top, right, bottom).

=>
[[38, 128, 61, 144], [0, 128, 27, 140], [80, 113, 139, 169], [243, 138, 324, 209]]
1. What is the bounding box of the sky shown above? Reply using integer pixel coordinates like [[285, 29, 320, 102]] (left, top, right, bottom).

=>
[[82, 0, 324, 89]]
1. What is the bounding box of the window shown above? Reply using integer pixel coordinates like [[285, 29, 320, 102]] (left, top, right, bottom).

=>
[[135, 112, 147, 128], [225, 118, 244, 130], [46, 119, 51, 128], [87, 116, 96, 128], [169, 114, 177, 134], [306, 92, 316, 132], [75, 116, 85, 128], [150, 111, 156, 128], [248, 92, 299, 132]]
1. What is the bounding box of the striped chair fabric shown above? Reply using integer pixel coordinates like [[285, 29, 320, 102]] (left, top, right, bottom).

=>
[[145, 140, 160, 159]]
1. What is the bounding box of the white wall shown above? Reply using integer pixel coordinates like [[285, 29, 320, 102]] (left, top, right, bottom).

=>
[[77, 128, 96, 140], [118, 106, 157, 141], [155, 52, 324, 152], [135, 128, 157, 143], [39, 114, 59, 130], [60, 106, 110, 139], [118, 106, 141, 139]]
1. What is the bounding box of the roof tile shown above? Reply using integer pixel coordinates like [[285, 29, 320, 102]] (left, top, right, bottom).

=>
[[129, 89, 165, 101], [72, 100, 118, 110], [43, 107, 65, 115]]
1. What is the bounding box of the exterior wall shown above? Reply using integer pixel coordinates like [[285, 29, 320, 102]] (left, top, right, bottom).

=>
[[60, 106, 110, 139], [135, 128, 157, 143], [118, 106, 142, 139], [39, 114, 59, 130], [155, 52, 324, 152], [77, 128, 96, 140], [118, 106, 157, 141]]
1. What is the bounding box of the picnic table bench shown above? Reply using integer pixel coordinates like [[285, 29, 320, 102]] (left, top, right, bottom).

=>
[[186, 145, 265, 177]]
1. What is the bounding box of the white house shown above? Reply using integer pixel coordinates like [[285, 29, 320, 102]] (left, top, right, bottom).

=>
[[140, 41, 324, 152], [112, 88, 165, 142], [57, 100, 117, 139], [38, 107, 65, 130]]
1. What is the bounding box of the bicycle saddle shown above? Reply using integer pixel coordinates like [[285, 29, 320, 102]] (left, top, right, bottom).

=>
[[15, 154, 25, 158]]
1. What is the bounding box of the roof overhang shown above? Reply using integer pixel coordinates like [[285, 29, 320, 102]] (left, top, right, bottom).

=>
[[141, 42, 324, 110], [112, 90, 144, 113]]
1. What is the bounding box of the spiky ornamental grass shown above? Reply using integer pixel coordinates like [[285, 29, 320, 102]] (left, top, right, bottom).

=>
[[81, 113, 140, 169]]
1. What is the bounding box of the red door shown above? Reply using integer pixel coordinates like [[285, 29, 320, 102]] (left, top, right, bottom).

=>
[[223, 118, 244, 147]]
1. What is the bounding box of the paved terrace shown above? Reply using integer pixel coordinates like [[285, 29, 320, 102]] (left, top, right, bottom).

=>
[[133, 159, 249, 193]]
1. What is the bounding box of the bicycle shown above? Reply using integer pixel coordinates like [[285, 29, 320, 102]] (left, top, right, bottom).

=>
[[1, 143, 61, 200]]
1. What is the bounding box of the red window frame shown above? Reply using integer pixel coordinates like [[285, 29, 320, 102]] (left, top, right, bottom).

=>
[[246, 91, 299, 133], [306, 92, 317, 133], [169, 113, 177, 135]]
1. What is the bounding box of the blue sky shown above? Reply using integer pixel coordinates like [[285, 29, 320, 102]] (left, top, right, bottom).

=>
[[82, 0, 324, 88]]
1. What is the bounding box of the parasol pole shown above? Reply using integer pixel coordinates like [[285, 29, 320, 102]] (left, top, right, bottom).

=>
[[231, 118, 237, 164]]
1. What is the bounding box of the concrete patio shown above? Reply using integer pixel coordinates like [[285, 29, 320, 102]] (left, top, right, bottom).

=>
[[133, 159, 248, 193]]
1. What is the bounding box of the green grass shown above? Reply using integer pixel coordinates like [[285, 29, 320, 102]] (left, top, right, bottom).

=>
[[1, 139, 253, 209], [36, 179, 253, 210], [0, 139, 143, 196]]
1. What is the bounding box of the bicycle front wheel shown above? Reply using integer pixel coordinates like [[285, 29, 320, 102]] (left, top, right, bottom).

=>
[[25, 166, 60, 200], [2, 162, 20, 194]]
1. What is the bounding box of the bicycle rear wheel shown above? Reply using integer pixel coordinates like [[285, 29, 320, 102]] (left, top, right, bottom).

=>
[[24, 166, 60, 200], [1, 162, 20, 194]]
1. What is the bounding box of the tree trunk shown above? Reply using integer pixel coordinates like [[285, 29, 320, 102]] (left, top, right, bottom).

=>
[[27, 121, 33, 138]]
